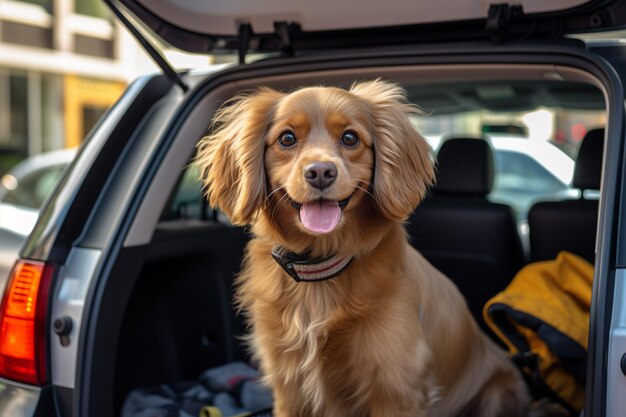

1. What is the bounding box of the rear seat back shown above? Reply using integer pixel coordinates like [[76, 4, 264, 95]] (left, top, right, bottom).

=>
[[528, 128, 604, 264], [407, 137, 524, 331]]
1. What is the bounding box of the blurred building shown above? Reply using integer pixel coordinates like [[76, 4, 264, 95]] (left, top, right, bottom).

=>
[[0, 0, 158, 173]]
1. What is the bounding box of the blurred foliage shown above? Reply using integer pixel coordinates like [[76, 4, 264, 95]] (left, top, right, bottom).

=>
[[75, 0, 111, 20], [0, 151, 26, 177], [19, 0, 52, 12]]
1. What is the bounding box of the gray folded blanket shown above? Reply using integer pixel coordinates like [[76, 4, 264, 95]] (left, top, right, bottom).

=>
[[121, 362, 273, 417]]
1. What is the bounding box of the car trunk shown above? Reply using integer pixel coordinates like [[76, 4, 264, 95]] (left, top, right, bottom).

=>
[[61, 46, 614, 417], [16, 0, 621, 416]]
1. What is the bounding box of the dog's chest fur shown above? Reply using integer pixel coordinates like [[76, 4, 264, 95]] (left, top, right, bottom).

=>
[[276, 285, 354, 409], [238, 243, 396, 414]]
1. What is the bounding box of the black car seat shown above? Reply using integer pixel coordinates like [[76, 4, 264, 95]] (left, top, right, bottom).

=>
[[527, 128, 604, 264], [407, 137, 524, 333]]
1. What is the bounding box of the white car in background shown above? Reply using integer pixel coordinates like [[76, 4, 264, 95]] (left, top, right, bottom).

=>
[[487, 135, 578, 217], [0, 148, 77, 236], [0, 148, 76, 281]]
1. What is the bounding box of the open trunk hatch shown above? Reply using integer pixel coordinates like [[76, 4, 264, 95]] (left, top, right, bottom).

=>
[[111, 0, 626, 54]]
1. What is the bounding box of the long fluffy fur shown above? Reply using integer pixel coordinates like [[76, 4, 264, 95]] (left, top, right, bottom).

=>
[[196, 80, 531, 417]]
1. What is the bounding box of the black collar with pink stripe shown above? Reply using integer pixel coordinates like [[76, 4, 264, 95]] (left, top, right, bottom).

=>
[[271, 246, 354, 282]]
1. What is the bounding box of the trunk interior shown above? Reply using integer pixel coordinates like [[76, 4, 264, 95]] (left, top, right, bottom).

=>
[[113, 222, 251, 412], [82, 59, 608, 417]]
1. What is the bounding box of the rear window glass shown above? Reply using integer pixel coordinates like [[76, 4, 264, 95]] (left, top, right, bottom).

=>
[[413, 104, 605, 220], [160, 164, 207, 221]]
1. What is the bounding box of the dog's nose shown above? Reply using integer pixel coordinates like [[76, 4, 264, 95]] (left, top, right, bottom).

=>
[[304, 162, 337, 190]]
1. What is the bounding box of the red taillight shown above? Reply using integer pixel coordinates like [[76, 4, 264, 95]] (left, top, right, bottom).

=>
[[0, 260, 53, 385]]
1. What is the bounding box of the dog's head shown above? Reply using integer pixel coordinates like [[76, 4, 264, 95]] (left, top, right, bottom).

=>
[[197, 80, 434, 239]]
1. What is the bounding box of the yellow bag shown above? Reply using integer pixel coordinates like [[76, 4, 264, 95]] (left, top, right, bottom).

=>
[[484, 251, 593, 412]]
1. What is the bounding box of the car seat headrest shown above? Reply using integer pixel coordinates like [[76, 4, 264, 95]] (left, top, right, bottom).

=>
[[573, 128, 604, 191], [434, 137, 494, 196]]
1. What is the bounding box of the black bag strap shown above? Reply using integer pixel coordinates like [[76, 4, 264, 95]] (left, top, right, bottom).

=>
[[511, 352, 576, 415], [246, 409, 273, 417]]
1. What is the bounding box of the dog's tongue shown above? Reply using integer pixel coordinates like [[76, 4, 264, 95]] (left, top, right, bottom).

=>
[[300, 200, 341, 233]]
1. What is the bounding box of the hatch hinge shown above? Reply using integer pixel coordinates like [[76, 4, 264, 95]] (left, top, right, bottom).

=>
[[104, 0, 189, 93], [486, 3, 526, 42], [238, 22, 296, 64], [274, 21, 295, 58]]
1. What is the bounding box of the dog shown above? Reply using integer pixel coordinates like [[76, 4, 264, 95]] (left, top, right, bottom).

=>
[[196, 79, 532, 417]]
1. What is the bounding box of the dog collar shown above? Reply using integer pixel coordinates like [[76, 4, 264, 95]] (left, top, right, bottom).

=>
[[271, 246, 354, 282]]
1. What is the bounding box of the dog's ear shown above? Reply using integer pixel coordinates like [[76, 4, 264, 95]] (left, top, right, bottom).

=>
[[350, 79, 435, 221], [195, 88, 284, 224]]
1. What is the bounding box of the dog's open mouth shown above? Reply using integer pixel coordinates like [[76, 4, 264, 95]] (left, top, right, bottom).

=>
[[289, 195, 352, 234]]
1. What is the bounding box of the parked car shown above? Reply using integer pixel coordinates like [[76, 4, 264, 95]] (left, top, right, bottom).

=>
[[0, 148, 77, 236], [0, 148, 76, 287], [489, 136, 577, 215], [2, 1, 626, 417], [0, 227, 28, 290]]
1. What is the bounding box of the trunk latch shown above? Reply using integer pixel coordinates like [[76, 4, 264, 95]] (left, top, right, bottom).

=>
[[53, 316, 73, 347]]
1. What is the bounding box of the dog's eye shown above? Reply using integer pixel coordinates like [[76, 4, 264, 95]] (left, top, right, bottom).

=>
[[340, 131, 359, 148], [278, 131, 297, 148]]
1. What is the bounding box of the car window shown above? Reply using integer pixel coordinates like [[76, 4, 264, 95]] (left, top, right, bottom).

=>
[[2, 164, 65, 209], [492, 150, 566, 194], [160, 164, 209, 220]]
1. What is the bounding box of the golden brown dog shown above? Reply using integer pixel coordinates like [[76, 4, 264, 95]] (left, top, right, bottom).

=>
[[196, 80, 531, 417]]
